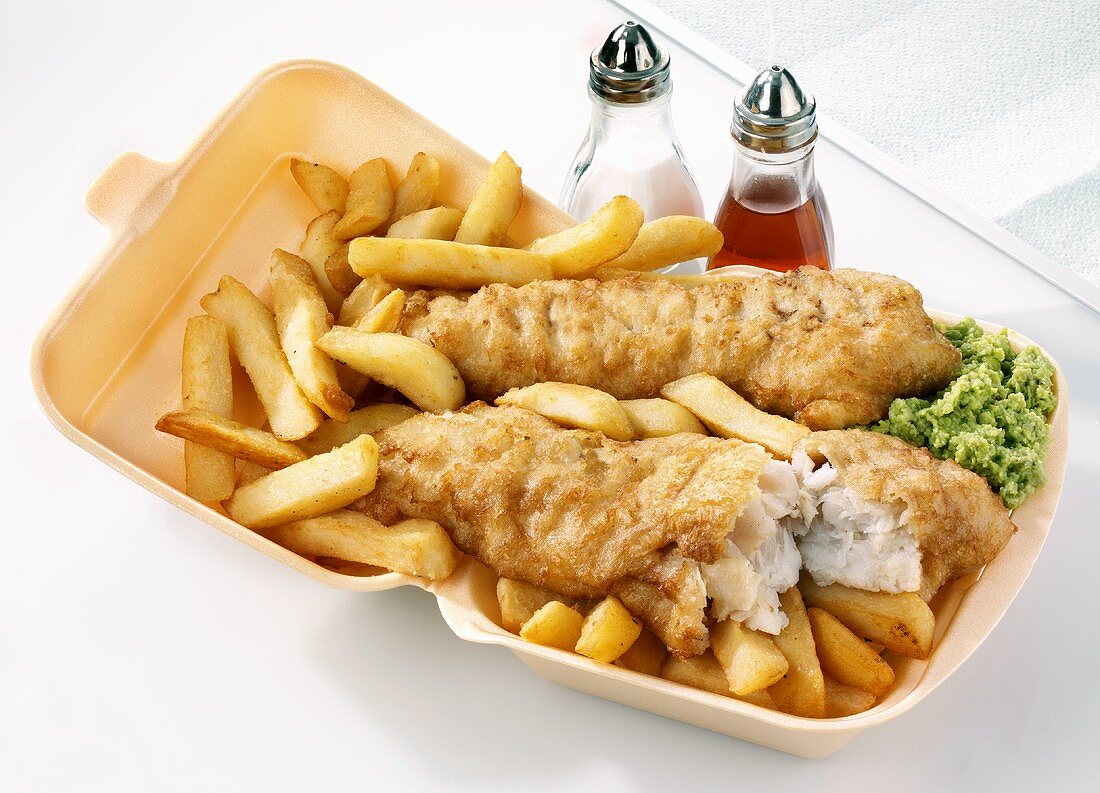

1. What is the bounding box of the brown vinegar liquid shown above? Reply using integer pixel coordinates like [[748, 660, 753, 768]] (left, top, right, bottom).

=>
[[709, 189, 832, 272]]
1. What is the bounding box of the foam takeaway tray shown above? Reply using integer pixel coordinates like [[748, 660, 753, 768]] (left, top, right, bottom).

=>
[[31, 60, 1068, 758]]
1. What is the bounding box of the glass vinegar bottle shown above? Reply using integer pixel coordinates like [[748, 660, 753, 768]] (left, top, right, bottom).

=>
[[709, 65, 833, 273]]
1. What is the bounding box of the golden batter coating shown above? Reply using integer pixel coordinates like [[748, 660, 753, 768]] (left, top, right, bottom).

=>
[[359, 403, 768, 657], [800, 430, 1017, 599], [399, 268, 960, 430]]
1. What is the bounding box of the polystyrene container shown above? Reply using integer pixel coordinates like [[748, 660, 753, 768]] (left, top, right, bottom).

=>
[[31, 60, 1069, 758]]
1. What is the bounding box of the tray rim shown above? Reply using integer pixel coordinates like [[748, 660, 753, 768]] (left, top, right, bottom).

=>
[[29, 58, 1070, 748]]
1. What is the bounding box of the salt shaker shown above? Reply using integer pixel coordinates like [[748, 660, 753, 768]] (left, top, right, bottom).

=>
[[560, 21, 703, 223], [709, 66, 834, 272]]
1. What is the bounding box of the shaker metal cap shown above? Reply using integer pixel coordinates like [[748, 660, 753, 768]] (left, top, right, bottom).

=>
[[589, 21, 671, 104], [733, 65, 817, 152]]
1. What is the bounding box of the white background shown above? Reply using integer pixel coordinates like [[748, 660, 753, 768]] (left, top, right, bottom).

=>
[[3, 1, 1099, 791]]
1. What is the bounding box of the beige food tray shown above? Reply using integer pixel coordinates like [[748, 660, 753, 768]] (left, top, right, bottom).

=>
[[31, 60, 1068, 759]]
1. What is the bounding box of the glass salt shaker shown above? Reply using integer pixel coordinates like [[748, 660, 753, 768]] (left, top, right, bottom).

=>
[[709, 65, 834, 272], [560, 21, 703, 223]]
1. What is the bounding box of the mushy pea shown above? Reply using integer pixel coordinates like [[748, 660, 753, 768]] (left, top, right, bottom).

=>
[[871, 318, 1057, 509]]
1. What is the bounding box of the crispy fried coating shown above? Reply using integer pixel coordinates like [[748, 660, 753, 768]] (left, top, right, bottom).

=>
[[800, 430, 1016, 599], [399, 268, 960, 430], [359, 403, 768, 657]]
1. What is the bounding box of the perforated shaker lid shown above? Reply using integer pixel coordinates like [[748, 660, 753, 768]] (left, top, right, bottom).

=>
[[589, 21, 671, 103], [733, 65, 817, 152]]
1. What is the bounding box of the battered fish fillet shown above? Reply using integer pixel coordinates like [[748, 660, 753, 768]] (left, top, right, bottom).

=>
[[788, 430, 1016, 600], [359, 403, 805, 657], [399, 268, 961, 429]]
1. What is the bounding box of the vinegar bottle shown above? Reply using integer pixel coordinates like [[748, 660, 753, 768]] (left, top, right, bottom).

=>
[[709, 66, 833, 272], [560, 21, 703, 223]]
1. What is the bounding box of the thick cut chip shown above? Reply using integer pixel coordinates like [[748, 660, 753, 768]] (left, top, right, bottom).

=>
[[495, 382, 634, 441], [575, 596, 643, 663], [710, 620, 789, 696], [323, 243, 360, 296], [156, 408, 308, 469], [337, 275, 393, 327], [601, 216, 724, 272], [497, 578, 572, 634], [317, 328, 465, 413], [298, 211, 345, 312], [200, 275, 321, 440], [349, 236, 553, 289], [290, 159, 348, 214], [660, 652, 777, 709], [181, 316, 235, 502], [224, 435, 379, 529], [662, 373, 810, 459], [800, 575, 935, 660], [824, 677, 878, 718], [519, 601, 584, 652], [526, 195, 644, 277], [333, 158, 394, 240], [236, 460, 272, 488], [270, 249, 353, 421], [768, 587, 826, 718], [619, 398, 707, 438], [351, 289, 405, 333], [297, 403, 419, 457], [454, 151, 522, 246], [387, 206, 464, 241], [613, 627, 668, 676], [808, 607, 895, 697], [266, 510, 459, 580], [384, 152, 440, 229]]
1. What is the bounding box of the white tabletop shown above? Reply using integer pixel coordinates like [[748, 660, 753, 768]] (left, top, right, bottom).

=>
[[4, 2, 1099, 790]]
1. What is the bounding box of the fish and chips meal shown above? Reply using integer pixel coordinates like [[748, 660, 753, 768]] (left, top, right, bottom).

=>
[[154, 148, 1058, 719]]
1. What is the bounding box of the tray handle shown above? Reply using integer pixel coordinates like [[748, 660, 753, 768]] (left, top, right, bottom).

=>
[[84, 151, 175, 234]]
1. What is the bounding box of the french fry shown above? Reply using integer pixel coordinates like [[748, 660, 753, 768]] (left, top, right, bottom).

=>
[[526, 195, 644, 277], [200, 276, 321, 440], [824, 677, 878, 718], [317, 328, 465, 413], [496, 578, 572, 634], [236, 460, 272, 487], [180, 316, 235, 502], [348, 236, 553, 289], [495, 382, 634, 441], [337, 275, 393, 327], [387, 206, 464, 241], [384, 152, 440, 229], [335, 275, 395, 400], [660, 652, 777, 709], [710, 620, 789, 696], [800, 574, 935, 660], [351, 288, 405, 333], [290, 159, 348, 214], [575, 596, 642, 663], [768, 587, 826, 718], [265, 510, 460, 580], [618, 398, 707, 438], [333, 158, 394, 240], [613, 627, 668, 676], [601, 216, 724, 272], [156, 408, 308, 469], [298, 211, 346, 312], [454, 151, 522, 245], [519, 600, 584, 652], [661, 373, 810, 459], [224, 435, 378, 529], [297, 403, 419, 456], [591, 267, 765, 287], [323, 243, 360, 296], [315, 557, 383, 577], [270, 249, 353, 421], [808, 607, 895, 697]]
